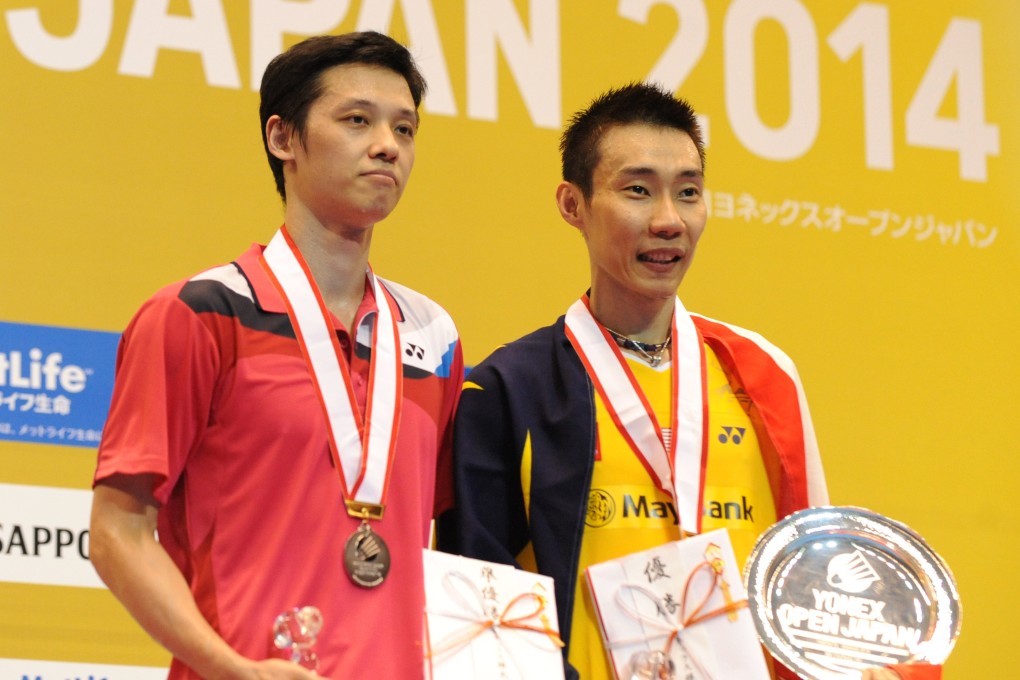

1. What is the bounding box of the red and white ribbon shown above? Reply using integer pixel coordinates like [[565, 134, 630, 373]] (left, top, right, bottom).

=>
[[261, 227, 402, 512], [564, 295, 707, 535]]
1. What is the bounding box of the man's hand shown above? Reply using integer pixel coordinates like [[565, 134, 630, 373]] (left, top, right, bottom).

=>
[[246, 658, 321, 679], [860, 669, 901, 680]]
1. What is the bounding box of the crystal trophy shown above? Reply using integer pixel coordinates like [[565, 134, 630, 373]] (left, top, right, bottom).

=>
[[626, 650, 677, 679], [273, 606, 323, 671]]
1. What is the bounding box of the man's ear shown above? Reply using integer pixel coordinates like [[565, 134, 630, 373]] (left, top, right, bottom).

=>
[[265, 115, 295, 161], [556, 181, 586, 230]]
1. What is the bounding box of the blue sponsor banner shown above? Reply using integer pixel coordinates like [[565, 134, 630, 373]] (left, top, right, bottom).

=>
[[0, 321, 119, 448], [0, 658, 167, 679]]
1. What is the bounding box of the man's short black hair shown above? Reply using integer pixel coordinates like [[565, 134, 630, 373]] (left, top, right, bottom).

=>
[[560, 83, 705, 200], [259, 31, 427, 201]]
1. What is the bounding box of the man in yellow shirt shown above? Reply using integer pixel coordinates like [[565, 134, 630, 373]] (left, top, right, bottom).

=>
[[438, 84, 933, 680]]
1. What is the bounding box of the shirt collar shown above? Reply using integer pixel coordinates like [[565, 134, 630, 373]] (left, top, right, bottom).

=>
[[237, 241, 380, 330]]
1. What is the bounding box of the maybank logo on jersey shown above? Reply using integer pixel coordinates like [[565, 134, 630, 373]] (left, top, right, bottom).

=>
[[622, 494, 679, 525], [585, 488, 681, 528], [0, 321, 118, 448], [586, 486, 759, 529], [705, 495, 755, 523]]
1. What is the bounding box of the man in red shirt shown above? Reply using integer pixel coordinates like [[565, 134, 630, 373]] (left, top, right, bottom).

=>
[[90, 32, 462, 679]]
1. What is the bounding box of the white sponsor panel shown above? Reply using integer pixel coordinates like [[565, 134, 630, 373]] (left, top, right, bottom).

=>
[[0, 483, 102, 589], [0, 658, 167, 679]]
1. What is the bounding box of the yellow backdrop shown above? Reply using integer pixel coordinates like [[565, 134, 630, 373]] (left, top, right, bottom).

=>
[[2, 1, 1016, 676]]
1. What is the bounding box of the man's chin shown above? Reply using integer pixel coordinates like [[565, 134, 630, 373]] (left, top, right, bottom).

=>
[[352, 198, 400, 225]]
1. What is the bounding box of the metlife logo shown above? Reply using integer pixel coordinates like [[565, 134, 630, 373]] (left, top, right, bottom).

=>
[[0, 658, 166, 679], [0, 321, 118, 448]]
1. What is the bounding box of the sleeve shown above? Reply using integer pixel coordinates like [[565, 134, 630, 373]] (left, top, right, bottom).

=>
[[432, 338, 465, 517], [93, 292, 220, 505], [701, 316, 829, 513], [785, 358, 828, 508], [435, 357, 531, 566]]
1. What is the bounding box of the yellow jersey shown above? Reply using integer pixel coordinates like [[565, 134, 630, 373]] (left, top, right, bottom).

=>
[[566, 345, 777, 678]]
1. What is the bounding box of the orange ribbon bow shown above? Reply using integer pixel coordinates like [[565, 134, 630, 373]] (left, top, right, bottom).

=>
[[613, 543, 748, 679], [425, 570, 564, 674]]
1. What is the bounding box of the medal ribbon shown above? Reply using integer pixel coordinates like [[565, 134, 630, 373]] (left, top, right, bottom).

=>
[[564, 295, 707, 535], [261, 227, 401, 515]]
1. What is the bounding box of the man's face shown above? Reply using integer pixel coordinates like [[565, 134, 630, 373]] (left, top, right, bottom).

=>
[[284, 63, 417, 231], [570, 123, 707, 308]]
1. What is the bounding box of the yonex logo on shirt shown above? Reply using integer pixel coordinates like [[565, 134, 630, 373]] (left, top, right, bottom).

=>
[[404, 342, 425, 360], [717, 425, 746, 444]]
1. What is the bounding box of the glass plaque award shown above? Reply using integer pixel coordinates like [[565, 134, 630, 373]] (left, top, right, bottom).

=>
[[744, 506, 960, 679]]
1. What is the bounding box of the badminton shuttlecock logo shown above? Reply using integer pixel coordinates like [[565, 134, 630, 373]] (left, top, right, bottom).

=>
[[826, 549, 881, 593]]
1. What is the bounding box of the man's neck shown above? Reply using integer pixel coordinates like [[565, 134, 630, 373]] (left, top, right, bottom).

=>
[[285, 217, 373, 331], [588, 290, 676, 345]]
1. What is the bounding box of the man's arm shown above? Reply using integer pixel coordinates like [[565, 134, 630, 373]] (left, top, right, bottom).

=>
[[90, 473, 317, 680]]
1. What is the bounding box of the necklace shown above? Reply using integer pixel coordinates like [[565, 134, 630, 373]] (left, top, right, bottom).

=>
[[603, 326, 672, 367]]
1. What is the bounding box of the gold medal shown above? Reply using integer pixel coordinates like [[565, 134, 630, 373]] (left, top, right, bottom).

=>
[[343, 520, 391, 588]]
